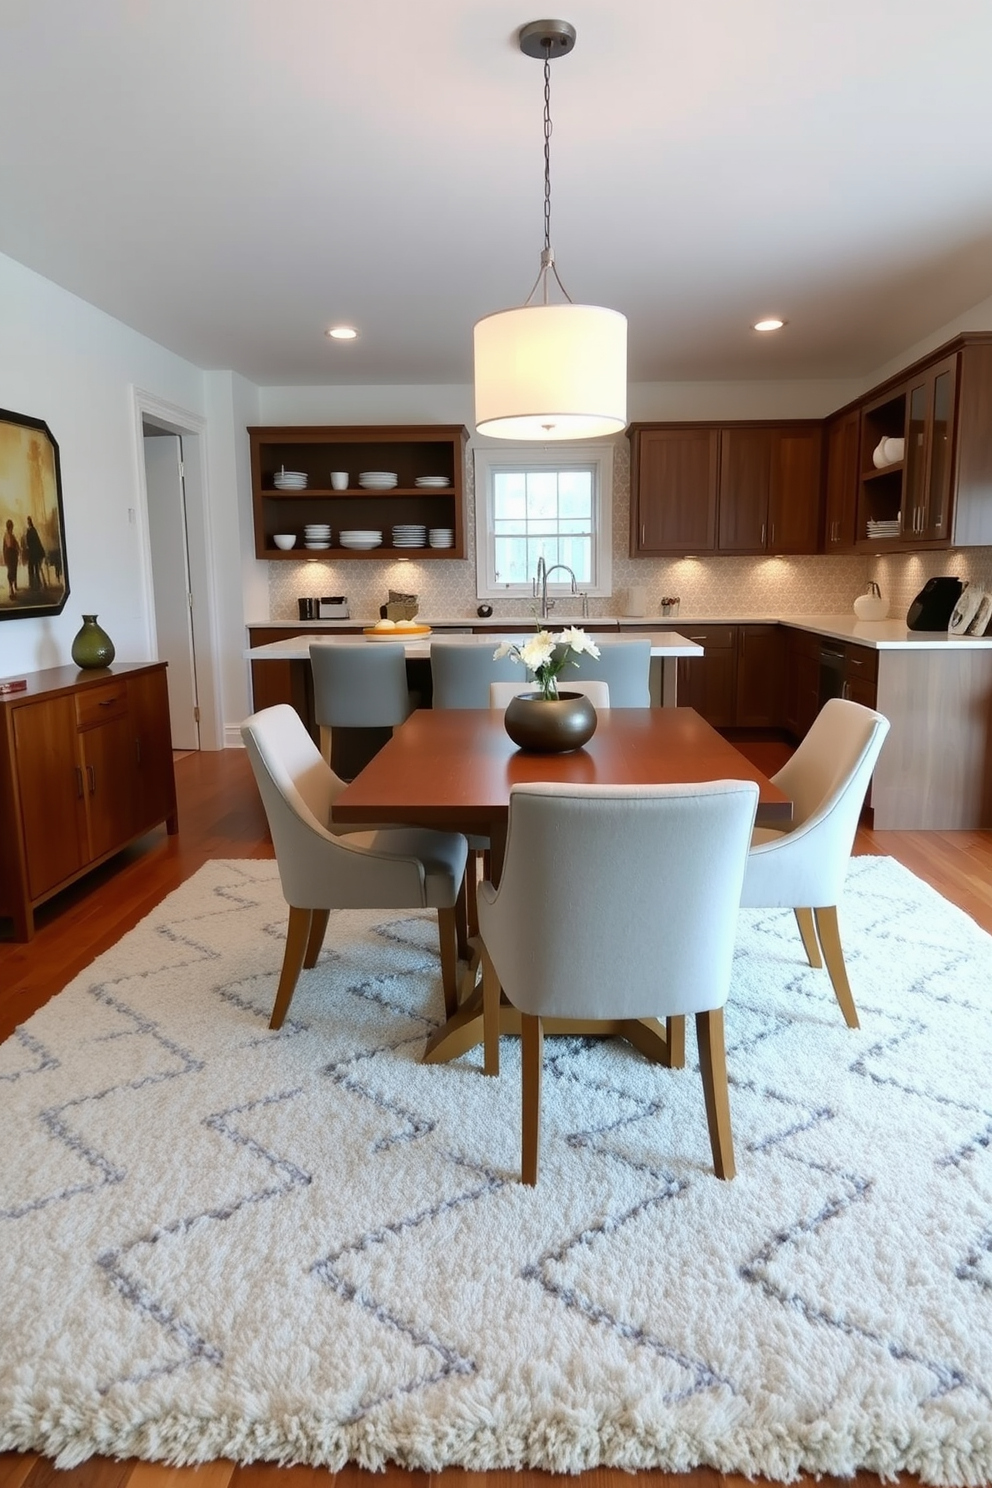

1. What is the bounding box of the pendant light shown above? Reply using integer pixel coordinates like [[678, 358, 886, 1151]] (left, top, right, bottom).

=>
[[473, 19, 627, 441]]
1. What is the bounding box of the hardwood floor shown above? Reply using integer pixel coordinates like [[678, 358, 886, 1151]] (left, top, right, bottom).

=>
[[3, 745, 985, 1488]]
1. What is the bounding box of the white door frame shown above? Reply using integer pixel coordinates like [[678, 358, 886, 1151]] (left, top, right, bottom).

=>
[[130, 388, 224, 751]]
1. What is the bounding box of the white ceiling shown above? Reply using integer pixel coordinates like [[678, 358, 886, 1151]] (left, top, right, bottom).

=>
[[3, 0, 992, 388]]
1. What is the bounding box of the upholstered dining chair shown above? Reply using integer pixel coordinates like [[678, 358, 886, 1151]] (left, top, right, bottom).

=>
[[489, 679, 611, 709], [241, 704, 468, 1030], [551, 637, 651, 706], [739, 696, 890, 1028], [476, 779, 759, 1183], [430, 640, 521, 708], [309, 641, 417, 778]]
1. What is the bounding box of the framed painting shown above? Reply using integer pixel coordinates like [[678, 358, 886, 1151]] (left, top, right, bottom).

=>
[[0, 406, 70, 620]]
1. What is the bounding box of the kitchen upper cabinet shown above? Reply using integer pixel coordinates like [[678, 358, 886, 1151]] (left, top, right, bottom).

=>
[[824, 407, 861, 552], [902, 355, 956, 544], [630, 422, 822, 557], [629, 427, 719, 554], [249, 425, 468, 562], [850, 335, 992, 552], [716, 428, 771, 552], [770, 427, 823, 552]]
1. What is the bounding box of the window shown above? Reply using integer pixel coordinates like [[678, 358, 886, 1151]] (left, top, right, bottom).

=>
[[474, 442, 614, 602]]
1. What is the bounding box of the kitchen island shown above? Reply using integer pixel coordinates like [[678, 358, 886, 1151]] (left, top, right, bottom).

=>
[[245, 614, 992, 828]]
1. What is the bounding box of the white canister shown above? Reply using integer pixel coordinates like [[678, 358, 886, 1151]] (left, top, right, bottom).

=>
[[853, 581, 888, 620], [627, 585, 647, 617]]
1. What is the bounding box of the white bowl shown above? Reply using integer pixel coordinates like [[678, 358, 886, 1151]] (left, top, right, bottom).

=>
[[272, 533, 297, 550]]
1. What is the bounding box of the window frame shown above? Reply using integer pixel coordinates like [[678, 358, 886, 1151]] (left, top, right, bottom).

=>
[[473, 441, 614, 602]]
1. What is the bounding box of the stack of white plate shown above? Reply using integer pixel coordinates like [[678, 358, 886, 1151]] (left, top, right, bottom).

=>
[[339, 529, 383, 550], [415, 475, 450, 488], [304, 522, 332, 550], [392, 524, 427, 547], [429, 527, 454, 549], [358, 471, 398, 489], [274, 469, 308, 490]]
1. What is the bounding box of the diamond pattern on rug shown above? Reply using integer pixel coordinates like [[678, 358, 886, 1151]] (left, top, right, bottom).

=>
[[1, 854, 992, 1481]]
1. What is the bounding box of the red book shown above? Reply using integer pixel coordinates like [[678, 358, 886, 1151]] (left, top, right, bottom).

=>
[[0, 678, 28, 694]]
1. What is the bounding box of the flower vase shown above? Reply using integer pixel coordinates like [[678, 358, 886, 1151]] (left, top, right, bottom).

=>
[[503, 690, 597, 753], [71, 614, 116, 669]]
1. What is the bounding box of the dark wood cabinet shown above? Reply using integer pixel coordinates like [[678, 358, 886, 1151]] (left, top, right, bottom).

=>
[[735, 624, 785, 727], [717, 428, 772, 552], [824, 408, 861, 552], [670, 623, 738, 727], [902, 355, 957, 544], [0, 663, 178, 940], [630, 422, 822, 557], [249, 425, 468, 562], [769, 426, 823, 553], [629, 427, 719, 554], [782, 627, 822, 739]]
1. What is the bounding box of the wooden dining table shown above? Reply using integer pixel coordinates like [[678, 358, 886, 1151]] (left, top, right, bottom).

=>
[[334, 706, 792, 1067]]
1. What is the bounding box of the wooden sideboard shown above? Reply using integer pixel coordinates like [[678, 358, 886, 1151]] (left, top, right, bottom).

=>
[[0, 662, 178, 940]]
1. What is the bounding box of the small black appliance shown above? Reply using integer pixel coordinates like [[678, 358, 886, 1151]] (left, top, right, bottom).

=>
[[906, 576, 963, 631]]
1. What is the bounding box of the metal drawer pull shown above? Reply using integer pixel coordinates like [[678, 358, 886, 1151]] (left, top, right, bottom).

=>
[[87, 763, 96, 794], [75, 765, 84, 799]]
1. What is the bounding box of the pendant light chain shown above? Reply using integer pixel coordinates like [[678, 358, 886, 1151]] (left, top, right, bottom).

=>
[[543, 48, 553, 261], [522, 34, 572, 308]]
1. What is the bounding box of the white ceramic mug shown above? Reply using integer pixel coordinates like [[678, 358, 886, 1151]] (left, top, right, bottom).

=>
[[330, 471, 349, 490]]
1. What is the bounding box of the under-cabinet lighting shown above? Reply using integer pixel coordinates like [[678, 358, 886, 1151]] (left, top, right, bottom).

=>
[[325, 326, 358, 340], [753, 318, 785, 332]]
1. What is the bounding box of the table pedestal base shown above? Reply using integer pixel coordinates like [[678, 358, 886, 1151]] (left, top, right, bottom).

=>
[[423, 954, 686, 1069]]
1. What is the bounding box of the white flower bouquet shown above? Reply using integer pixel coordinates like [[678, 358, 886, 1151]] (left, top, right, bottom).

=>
[[493, 626, 601, 700]]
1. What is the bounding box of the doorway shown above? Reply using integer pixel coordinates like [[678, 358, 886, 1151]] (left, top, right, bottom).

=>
[[142, 428, 200, 750]]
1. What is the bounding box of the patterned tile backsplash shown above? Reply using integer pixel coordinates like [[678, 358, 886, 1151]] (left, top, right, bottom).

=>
[[267, 433, 992, 622]]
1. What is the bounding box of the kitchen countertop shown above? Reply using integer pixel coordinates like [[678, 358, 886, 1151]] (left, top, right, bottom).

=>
[[247, 614, 992, 650], [245, 630, 705, 662]]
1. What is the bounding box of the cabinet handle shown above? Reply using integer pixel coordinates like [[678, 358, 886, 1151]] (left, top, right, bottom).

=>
[[761, 523, 766, 546], [849, 657, 863, 668], [75, 765, 84, 799], [641, 524, 646, 546], [841, 682, 849, 699], [87, 763, 96, 794]]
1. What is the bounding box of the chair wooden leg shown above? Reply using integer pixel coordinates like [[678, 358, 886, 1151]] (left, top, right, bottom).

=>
[[666, 1014, 686, 1068], [813, 905, 860, 1028], [481, 941, 501, 1076], [455, 869, 471, 962], [436, 906, 459, 1018], [794, 906, 822, 968], [318, 724, 332, 767], [303, 909, 330, 967], [465, 850, 481, 939], [695, 1008, 735, 1180], [521, 1013, 543, 1185], [270, 906, 312, 1029]]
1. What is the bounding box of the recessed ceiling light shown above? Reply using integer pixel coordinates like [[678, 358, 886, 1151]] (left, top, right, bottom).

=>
[[325, 326, 358, 340], [753, 318, 785, 332]]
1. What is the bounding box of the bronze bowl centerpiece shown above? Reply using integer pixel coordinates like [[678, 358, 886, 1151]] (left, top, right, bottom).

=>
[[494, 625, 602, 754], [503, 688, 597, 753]]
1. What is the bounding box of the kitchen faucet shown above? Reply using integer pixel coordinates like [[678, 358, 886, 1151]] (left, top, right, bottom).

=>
[[534, 556, 578, 621]]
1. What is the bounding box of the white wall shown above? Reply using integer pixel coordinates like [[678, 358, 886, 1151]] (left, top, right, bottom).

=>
[[0, 253, 254, 743], [0, 253, 207, 679]]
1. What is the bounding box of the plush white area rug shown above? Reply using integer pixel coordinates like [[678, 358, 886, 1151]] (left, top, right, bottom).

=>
[[2, 857, 991, 1482]]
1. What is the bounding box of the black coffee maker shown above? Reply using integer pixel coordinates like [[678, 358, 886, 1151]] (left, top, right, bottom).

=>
[[906, 576, 962, 630]]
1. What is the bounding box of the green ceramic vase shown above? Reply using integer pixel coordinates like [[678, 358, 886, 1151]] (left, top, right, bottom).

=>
[[71, 614, 116, 669]]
